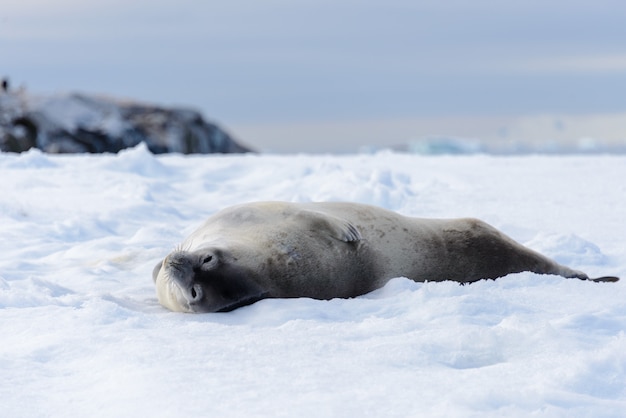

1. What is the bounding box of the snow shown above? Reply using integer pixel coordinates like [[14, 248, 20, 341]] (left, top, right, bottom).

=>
[[1, 145, 626, 417], [32, 94, 126, 137]]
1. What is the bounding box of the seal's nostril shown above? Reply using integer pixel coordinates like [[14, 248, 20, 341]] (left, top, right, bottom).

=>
[[191, 287, 197, 299]]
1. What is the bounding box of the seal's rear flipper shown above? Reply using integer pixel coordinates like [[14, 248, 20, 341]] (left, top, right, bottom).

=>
[[589, 276, 620, 283]]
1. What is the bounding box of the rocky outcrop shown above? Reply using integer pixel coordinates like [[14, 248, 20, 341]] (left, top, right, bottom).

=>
[[0, 90, 251, 154]]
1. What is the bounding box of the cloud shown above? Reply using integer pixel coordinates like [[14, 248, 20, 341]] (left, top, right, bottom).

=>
[[2, 0, 626, 125], [519, 55, 626, 74]]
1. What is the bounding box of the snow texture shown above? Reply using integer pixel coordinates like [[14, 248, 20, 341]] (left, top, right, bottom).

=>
[[1, 145, 626, 417]]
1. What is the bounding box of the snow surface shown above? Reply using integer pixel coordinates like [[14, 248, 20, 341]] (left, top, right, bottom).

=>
[[1, 145, 626, 417]]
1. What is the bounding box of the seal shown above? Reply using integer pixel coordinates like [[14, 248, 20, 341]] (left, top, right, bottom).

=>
[[153, 201, 619, 313]]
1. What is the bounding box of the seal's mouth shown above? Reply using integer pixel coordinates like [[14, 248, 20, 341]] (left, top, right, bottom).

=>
[[159, 270, 269, 313]]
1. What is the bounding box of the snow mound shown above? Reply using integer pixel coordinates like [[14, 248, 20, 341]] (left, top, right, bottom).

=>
[[1, 149, 625, 417]]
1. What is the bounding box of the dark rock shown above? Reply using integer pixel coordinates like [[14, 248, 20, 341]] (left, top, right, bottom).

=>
[[0, 90, 252, 154]]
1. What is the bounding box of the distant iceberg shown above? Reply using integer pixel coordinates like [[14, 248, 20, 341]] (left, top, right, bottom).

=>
[[386, 136, 626, 155]]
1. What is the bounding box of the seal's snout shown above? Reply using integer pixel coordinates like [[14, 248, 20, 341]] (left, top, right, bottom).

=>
[[165, 252, 193, 273], [170, 282, 204, 309], [162, 251, 208, 308], [187, 283, 204, 303]]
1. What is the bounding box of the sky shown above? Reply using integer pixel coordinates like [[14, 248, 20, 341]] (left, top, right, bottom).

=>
[[2, 0, 626, 152]]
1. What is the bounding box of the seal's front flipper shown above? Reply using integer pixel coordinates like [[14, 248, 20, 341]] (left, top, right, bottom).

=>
[[589, 276, 620, 283], [297, 210, 362, 243], [334, 221, 361, 243]]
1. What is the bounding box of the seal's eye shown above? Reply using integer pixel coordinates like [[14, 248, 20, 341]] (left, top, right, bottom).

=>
[[203, 255, 213, 264]]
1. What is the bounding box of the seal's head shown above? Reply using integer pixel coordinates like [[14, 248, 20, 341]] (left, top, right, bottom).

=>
[[153, 248, 267, 313]]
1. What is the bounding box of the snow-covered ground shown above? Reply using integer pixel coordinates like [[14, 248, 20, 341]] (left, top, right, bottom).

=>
[[1, 145, 625, 417]]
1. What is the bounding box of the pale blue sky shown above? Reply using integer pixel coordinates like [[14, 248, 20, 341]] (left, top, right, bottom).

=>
[[2, 0, 626, 151]]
